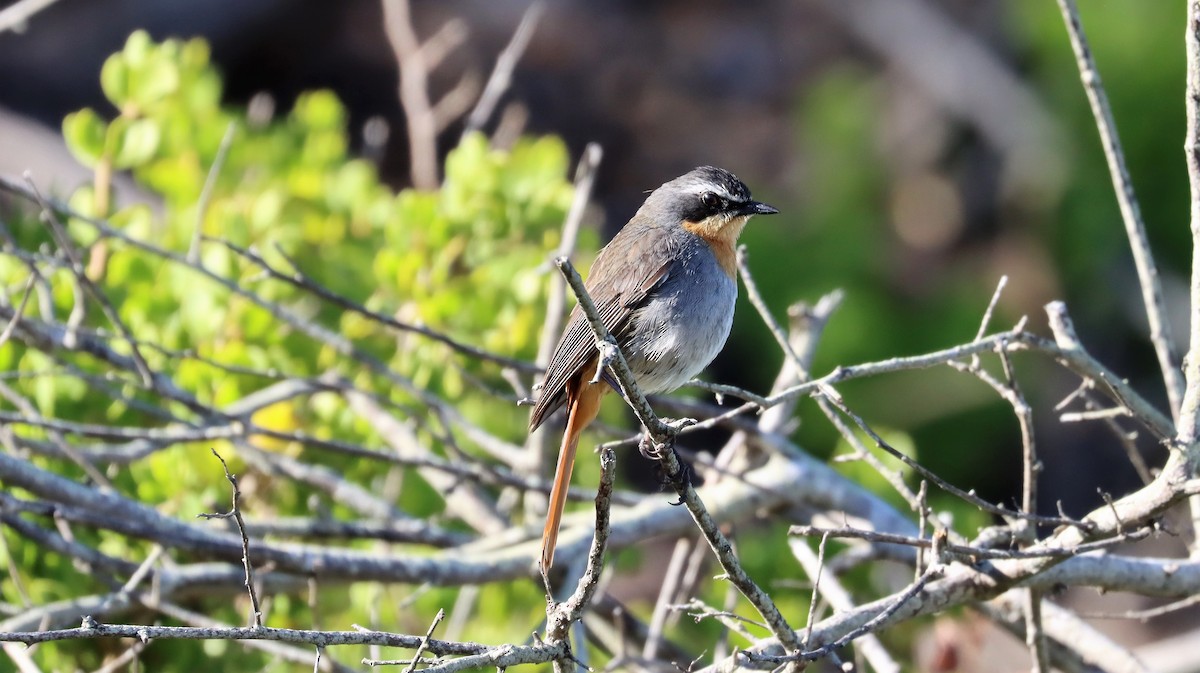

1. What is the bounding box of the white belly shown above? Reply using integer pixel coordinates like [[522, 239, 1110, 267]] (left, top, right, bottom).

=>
[[622, 252, 737, 394]]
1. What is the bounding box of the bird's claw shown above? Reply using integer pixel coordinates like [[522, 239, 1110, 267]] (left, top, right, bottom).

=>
[[638, 433, 666, 460]]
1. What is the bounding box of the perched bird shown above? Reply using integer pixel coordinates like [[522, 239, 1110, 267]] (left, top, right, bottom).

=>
[[529, 165, 778, 569]]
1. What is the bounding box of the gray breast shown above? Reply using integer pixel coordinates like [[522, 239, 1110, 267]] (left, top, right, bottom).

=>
[[622, 236, 737, 394]]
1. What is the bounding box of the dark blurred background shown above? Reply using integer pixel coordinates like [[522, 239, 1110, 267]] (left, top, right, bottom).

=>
[[0, 0, 1192, 661]]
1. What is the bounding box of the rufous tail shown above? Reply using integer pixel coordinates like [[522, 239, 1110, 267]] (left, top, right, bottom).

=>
[[541, 380, 604, 570]]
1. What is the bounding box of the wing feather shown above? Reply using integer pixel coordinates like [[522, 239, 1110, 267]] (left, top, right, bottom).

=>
[[529, 219, 674, 431]]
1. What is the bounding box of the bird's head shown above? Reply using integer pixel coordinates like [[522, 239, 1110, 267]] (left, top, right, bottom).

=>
[[644, 166, 778, 244]]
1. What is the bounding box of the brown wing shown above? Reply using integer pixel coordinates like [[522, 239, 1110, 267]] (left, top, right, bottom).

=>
[[529, 219, 674, 432]]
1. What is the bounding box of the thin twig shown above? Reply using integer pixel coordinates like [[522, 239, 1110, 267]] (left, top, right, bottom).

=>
[[371, 608, 443, 672], [0, 274, 34, 350], [747, 568, 942, 664], [643, 537, 690, 660], [0, 0, 60, 32], [381, 0, 440, 189], [736, 245, 807, 378], [789, 524, 1149, 560], [1055, 0, 1183, 422], [789, 536, 900, 673], [188, 121, 237, 262], [801, 533, 828, 650], [25, 174, 156, 387], [670, 598, 763, 643], [197, 449, 263, 628], [819, 385, 1084, 529], [1179, 0, 1200, 560], [462, 1, 545, 137], [544, 448, 617, 670]]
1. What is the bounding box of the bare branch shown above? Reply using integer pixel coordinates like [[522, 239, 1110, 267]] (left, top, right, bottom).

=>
[[381, 0, 441, 189], [462, 2, 546, 137], [0, 0, 61, 33], [1055, 0, 1184, 422], [196, 449, 263, 628]]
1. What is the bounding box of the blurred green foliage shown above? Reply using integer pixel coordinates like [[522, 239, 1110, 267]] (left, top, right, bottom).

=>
[[2, 30, 590, 670], [736, 0, 1184, 515]]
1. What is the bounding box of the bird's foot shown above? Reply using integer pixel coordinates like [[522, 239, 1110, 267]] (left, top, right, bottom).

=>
[[637, 433, 666, 460], [638, 417, 695, 459]]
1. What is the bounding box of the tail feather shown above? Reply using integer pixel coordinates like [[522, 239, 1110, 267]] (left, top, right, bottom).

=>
[[540, 380, 604, 570]]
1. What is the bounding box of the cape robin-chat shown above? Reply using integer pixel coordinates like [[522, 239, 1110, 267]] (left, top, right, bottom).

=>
[[529, 166, 778, 569]]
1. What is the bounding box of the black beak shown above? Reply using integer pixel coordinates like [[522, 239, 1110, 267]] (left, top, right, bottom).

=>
[[737, 200, 779, 216]]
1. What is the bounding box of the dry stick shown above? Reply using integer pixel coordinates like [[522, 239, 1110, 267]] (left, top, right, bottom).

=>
[[994, 340, 1048, 672], [1085, 393, 1154, 486], [462, 1, 546, 137], [553, 257, 806, 657], [643, 537, 690, 660], [818, 385, 1084, 530], [0, 0, 61, 32], [973, 276, 1008, 346], [671, 598, 763, 643], [1183, 3, 1200, 441], [789, 525, 1149, 561], [736, 245, 807, 377], [915, 480, 929, 578], [143, 599, 358, 673], [197, 449, 263, 628], [955, 334, 1042, 522], [1082, 593, 1200, 621], [789, 536, 900, 673], [820, 396, 920, 511], [1181, 0, 1200, 562], [749, 569, 942, 665], [1059, 406, 1132, 423], [1055, 0, 1183, 423], [24, 174, 155, 387], [0, 274, 34, 350], [381, 0, 440, 189], [364, 608, 444, 671], [801, 533, 829, 650], [655, 325, 1174, 446], [543, 448, 616, 673], [0, 613, 527, 657]]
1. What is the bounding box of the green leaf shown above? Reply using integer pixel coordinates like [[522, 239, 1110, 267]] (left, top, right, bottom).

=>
[[100, 55, 130, 106], [62, 108, 108, 167], [111, 118, 161, 168], [122, 30, 153, 66], [130, 57, 180, 107], [292, 90, 345, 130]]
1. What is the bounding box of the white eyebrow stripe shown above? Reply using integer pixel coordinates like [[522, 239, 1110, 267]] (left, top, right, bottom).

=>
[[681, 183, 744, 202]]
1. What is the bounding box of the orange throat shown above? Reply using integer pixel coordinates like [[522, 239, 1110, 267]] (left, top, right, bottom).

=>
[[682, 214, 748, 278]]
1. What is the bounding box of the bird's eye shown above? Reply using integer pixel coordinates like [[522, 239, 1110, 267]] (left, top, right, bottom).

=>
[[700, 191, 722, 211]]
